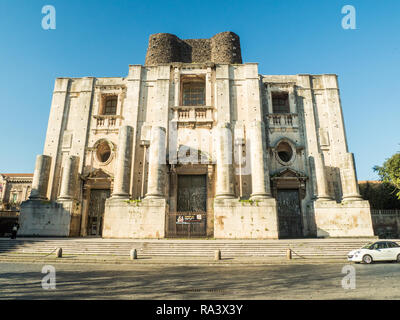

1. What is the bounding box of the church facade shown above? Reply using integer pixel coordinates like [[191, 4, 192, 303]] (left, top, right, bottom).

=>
[[19, 32, 374, 239]]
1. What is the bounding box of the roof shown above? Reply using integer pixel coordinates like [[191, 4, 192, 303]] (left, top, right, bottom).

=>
[[359, 180, 381, 184], [1, 173, 33, 177]]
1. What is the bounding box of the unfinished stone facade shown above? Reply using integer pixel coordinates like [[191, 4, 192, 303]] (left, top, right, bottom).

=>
[[18, 31, 374, 239]]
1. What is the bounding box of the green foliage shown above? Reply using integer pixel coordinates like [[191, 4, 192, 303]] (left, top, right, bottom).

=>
[[124, 199, 142, 206], [359, 181, 400, 209], [373, 152, 400, 199], [238, 199, 260, 206]]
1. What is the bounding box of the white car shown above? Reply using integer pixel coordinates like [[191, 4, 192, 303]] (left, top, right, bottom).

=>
[[347, 241, 400, 264]]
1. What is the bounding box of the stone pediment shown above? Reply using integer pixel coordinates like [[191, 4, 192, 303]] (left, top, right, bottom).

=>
[[83, 168, 113, 180], [271, 168, 307, 180]]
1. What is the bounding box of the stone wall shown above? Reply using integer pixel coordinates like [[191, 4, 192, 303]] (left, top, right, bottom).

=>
[[371, 210, 400, 238], [145, 32, 242, 65]]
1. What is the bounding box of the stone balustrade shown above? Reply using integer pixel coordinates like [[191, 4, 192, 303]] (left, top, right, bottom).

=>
[[267, 113, 298, 131], [171, 106, 214, 128], [92, 115, 121, 133]]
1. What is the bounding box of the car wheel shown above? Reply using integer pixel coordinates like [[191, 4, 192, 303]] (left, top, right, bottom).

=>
[[362, 254, 373, 264], [397, 254, 400, 263]]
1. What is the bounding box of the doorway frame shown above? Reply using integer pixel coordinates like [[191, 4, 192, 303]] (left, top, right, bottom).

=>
[[271, 168, 307, 239], [167, 164, 214, 237], [80, 169, 112, 237]]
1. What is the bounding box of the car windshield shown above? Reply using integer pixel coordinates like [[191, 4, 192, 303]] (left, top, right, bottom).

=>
[[361, 243, 374, 249]]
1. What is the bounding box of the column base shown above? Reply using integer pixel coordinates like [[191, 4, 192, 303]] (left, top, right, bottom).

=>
[[250, 193, 272, 200], [316, 196, 333, 201], [342, 194, 363, 201], [58, 196, 73, 201], [111, 193, 130, 199], [215, 193, 235, 199], [145, 193, 164, 199]]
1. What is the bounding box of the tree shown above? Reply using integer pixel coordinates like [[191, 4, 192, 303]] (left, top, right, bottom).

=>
[[373, 152, 400, 199], [359, 181, 400, 209]]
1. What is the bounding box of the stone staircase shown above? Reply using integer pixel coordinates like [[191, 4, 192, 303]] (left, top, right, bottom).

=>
[[0, 238, 389, 258]]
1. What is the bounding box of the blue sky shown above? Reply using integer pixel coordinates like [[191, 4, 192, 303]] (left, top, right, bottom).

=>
[[0, 0, 399, 180]]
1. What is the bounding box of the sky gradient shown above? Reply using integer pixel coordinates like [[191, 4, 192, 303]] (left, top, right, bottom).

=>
[[0, 0, 399, 180]]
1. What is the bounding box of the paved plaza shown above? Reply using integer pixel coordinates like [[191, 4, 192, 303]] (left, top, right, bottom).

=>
[[1, 261, 399, 299]]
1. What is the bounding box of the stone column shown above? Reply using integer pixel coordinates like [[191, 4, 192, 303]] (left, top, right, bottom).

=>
[[341, 152, 363, 201], [174, 67, 180, 107], [313, 153, 332, 201], [146, 126, 166, 198], [58, 155, 80, 200], [206, 67, 212, 106], [249, 120, 272, 199], [29, 155, 52, 200], [215, 123, 235, 198], [112, 126, 134, 199]]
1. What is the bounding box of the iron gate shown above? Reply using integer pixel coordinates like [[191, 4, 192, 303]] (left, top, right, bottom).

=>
[[166, 212, 207, 238], [277, 189, 303, 238], [166, 175, 207, 238]]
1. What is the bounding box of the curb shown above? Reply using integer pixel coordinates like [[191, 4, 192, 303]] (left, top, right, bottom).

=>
[[0, 256, 349, 266]]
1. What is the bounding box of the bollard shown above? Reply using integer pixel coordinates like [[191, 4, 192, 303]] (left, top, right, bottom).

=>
[[56, 247, 62, 258], [214, 249, 221, 261], [130, 249, 138, 260], [286, 248, 292, 260]]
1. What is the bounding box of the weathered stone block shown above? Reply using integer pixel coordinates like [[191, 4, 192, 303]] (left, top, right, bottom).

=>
[[214, 198, 279, 239], [102, 198, 167, 238], [314, 200, 375, 238], [18, 199, 80, 237]]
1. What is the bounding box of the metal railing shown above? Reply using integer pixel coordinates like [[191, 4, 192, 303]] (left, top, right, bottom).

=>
[[166, 212, 207, 238], [371, 209, 400, 215]]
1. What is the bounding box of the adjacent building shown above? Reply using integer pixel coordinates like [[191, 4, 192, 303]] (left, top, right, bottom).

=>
[[0, 173, 33, 211]]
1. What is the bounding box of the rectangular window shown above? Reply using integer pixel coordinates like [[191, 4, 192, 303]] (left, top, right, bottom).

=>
[[272, 92, 290, 113], [182, 81, 205, 106], [103, 96, 118, 115]]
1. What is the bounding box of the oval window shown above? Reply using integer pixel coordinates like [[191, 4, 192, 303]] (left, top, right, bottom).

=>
[[96, 141, 111, 163], [277, 142, 293, 163]]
